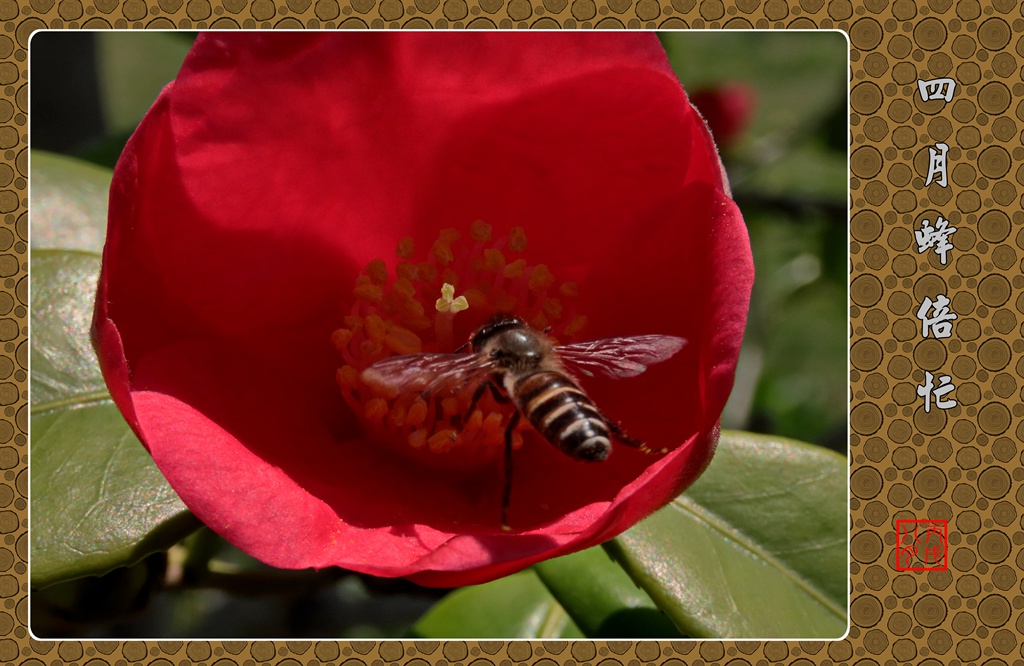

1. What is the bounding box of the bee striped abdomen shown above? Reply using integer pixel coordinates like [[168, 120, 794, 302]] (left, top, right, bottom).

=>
[[513, 371, 611, 461]]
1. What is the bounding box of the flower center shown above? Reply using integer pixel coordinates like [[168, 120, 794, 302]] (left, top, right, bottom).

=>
[[333, 221, 587, 470]]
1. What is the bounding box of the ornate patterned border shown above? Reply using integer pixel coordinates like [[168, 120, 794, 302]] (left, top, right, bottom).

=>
[[16, 0, 1024, 664]]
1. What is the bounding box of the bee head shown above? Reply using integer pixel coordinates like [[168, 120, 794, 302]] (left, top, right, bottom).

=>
[[470, 313, 528, 352]]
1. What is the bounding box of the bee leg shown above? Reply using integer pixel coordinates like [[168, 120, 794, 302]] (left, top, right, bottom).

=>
[[487, 380, 510, 403], [466, 379, 508, 419], [501, 410, 521, 531], [466, 382, 489, 417], [606, 420, 667, 455]]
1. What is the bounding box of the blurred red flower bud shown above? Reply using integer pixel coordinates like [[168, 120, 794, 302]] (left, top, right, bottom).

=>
[[690, 82, 756, 152]]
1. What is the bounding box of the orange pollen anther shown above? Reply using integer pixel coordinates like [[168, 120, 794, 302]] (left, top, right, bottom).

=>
[[333, 224, 585, 470]]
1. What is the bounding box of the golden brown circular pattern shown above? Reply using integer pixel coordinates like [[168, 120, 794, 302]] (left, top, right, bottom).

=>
[[852, 337, 884, 371], [927, 436, 952, 463], [927, 629, 954, 655], [888, 483, 912, 507], [976, 81, 1011, 116], [990, 629, 1018, 655], [850, 594, 884, 627], [2, 4, 1020, 665], [977, 466, 1012, 499], [912, 466, 947, 499], [852, 402, 884, 435], [991, 436, 1016, 462], [863, 244, 890, 271], [990, 500, 1016, 527], [852, 81, 884, 115], [954, 510, 980, 533], [978, 209, 1011, 242], [887, 354, 912, 378], [852, 467, 884, 499], [886, 612, 912, 638], [913, 594, 948, 628], [950, 416, 977, 442], [889, 252, 915, 276], [976, 594, 1011, 628], [952, 549, 978, 575], [861, 564, 888, 591], [888, 290, 913, 315], [976, 145, 1012, 180], [977, 337, 1011, 371], [861, 628, 889, 655], [851, 530, 884, 563], [890, 317, 917, 341], [912, 273, 947, 302], [955, 445, 980, 470], [977, 530, 1012, 564], [913, 404, 947, 436], [913, 339, 947, 371], [862, 371, 888, 397], [990, 179, 1016, 206], [951, 482, 977, 507], [888, 569, 913, 598], [950, 353, 976, 379], [886, 418, 911, 442], [990, 310, 1017, 336], [852, 210, 883, 243], [863, 436, 889, 462], [862, 500, 889, 526], [990, 564, 1016, 591], [852, 274, 884, 307], [976, 402, 1011, 435], [852, 146, 883, 179], [891, 445, 916, 469], [862, 308, 888, 334]]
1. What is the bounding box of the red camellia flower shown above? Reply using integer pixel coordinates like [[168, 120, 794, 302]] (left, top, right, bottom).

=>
[[92, 33, 753, 587]]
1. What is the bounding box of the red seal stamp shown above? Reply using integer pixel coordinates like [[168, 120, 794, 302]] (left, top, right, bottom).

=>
[[895, 520, 948, 571]]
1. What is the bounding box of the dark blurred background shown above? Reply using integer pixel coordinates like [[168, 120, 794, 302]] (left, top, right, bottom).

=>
[[30, 31, 848, 638]]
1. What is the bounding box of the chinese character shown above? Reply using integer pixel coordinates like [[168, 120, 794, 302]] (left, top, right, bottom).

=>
[[896, 520, 948, 571], [917, 371, 956, 412], [916, 216, 956, 265], [923, 523, 945, 563], [916, 294, 957, 338], [925, 142, 949, 187], [918, 78, 956, 103]]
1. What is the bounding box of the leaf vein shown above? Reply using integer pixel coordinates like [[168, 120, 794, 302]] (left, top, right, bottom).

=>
[[670, 495, 846, 621]]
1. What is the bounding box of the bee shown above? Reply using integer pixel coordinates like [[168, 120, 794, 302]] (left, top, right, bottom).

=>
[[361, 314, 685, 529]]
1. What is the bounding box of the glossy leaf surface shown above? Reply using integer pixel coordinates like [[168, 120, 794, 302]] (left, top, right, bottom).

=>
[[412, 570, 583, 639], [31, 250, 197, 587], [534, 545, 682, 638], [30, 151, 111, 254], [607, 430, 847, 638]]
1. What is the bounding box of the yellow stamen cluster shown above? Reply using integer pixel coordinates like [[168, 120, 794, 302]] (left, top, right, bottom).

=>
[[435, 283, 469, 314], [333, 221, 587, 470]]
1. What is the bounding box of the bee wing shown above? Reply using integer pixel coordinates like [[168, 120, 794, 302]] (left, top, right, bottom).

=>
[[361, 352, 494, 396], [555, 335, 686, 379]]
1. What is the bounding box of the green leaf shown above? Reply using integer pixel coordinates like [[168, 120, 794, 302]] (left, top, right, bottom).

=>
[[31, 250, 198, 587], [606, 431, 847, 639], [534, 545, 683, 638], [96, 32, 192, 135], [31, 251, 109, 406], [412, 570, 584, 639], [30, 151, 112, 254]]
